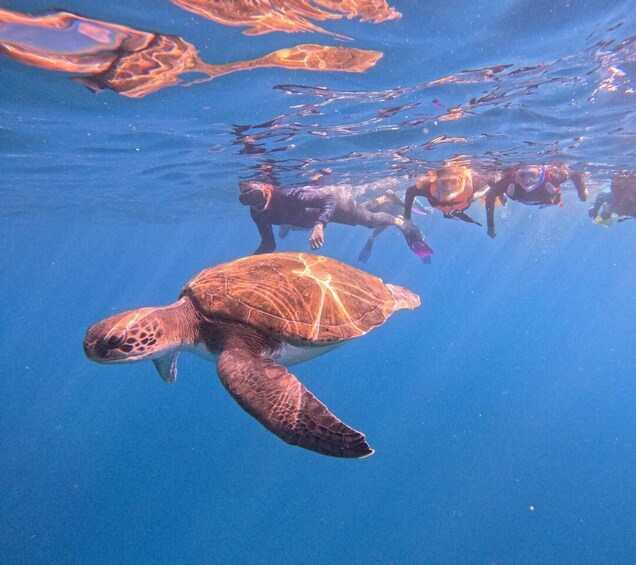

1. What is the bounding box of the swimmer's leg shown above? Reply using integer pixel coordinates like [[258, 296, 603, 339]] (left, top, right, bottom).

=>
[[359, 190, 404, 212], [353, 207, 433, 261]]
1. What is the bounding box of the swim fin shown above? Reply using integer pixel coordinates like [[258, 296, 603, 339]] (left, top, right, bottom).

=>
[[358, 237, 374, 263], [410, 238, 435, 260], [593, 214, 614, 227], [405, 227, 434, 261]]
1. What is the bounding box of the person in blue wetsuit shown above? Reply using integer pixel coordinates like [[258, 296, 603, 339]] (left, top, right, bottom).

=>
[[588, 171, 636, 226], [486, 163, 588, 238], [238, 181, 434, 259]]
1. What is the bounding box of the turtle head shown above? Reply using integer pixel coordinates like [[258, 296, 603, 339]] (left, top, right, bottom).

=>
[[84, 306, 179, 364]]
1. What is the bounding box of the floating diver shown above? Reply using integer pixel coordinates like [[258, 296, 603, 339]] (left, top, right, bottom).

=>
[[486, 163, 588, 238], [404, 165, 493, 228], [588, 171, 636, 226], [238, 182, 434, 260]]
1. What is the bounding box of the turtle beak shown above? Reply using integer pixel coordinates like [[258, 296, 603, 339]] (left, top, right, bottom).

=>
[[83, 328, 111, 362], [83, 336, 97, 359], [83, 320, 131, 363], [84, 307, 171, 364]]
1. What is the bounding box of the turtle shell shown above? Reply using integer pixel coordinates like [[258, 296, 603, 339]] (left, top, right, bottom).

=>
[[180, 252, 419, 343]]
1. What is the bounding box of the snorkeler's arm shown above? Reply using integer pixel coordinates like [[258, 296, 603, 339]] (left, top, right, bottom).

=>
[[569, 170, 589, 201], [546, 163, 587, 200], [404, 185, 417, 220], [546, 163, 569, 184], [485, 179, 504, 238], [471, 173, 492, 201], [251, 209, 276, 254], [405, 177, 431, 220]]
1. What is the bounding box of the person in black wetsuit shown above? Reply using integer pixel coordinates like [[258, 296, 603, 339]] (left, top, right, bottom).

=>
[[588, 171, 636, 226], [486, 163, 588, 238], [238, 181, 434, 259]]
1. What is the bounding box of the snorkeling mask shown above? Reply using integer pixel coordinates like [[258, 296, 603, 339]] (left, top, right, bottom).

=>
[[433, 167, 470, 202], [239, 182, 271, 210], [514, 165, 546, 192]]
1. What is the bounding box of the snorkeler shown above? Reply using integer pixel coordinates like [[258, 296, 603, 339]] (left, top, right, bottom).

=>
[[238, 181, 434, 259], [486, 163, 588, 238], [403, 164, 493, 226], [588, 171, 636, 226]]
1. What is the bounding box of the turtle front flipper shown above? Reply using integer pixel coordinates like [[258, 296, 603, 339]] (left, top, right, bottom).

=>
[[153, 353, 179, 384], [217, 348, 374, 458]]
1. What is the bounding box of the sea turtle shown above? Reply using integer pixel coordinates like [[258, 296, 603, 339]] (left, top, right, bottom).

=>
[[84, 252, 420, 458], [1, 9, 382, 99]]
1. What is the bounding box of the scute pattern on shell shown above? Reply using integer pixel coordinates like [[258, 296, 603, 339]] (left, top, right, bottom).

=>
[[181, 252, 417, 343]]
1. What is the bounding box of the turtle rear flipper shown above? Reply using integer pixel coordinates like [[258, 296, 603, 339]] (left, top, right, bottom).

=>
[[217, 347, 373, 458]]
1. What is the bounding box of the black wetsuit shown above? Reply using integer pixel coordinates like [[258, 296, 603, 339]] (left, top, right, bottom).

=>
[[502, 182, 561, 206], [249, 187, 403, 254]]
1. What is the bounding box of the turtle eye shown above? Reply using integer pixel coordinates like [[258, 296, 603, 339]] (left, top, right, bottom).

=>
[[105, 330, 127, 349]]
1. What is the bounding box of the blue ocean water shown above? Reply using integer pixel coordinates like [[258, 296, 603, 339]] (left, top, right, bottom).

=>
[[1, 0, 635, 563]]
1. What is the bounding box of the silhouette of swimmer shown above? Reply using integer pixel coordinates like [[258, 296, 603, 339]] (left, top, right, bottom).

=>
[[238, 182, 433, 259], [589, 171, 636, 226], [0, 9, 382, 98], [404, 165, 493, 226], [486, 163, 588, 238]]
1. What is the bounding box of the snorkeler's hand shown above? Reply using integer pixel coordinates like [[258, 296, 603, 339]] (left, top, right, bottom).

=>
[[472, 186, 491, 201], [571, 171, 589, 201], [309, 223, 325, 250], [487, 226, 497, 239]]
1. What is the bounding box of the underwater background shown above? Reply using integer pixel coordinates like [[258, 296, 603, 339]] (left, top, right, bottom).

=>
[[1, 0, 635, 563]]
